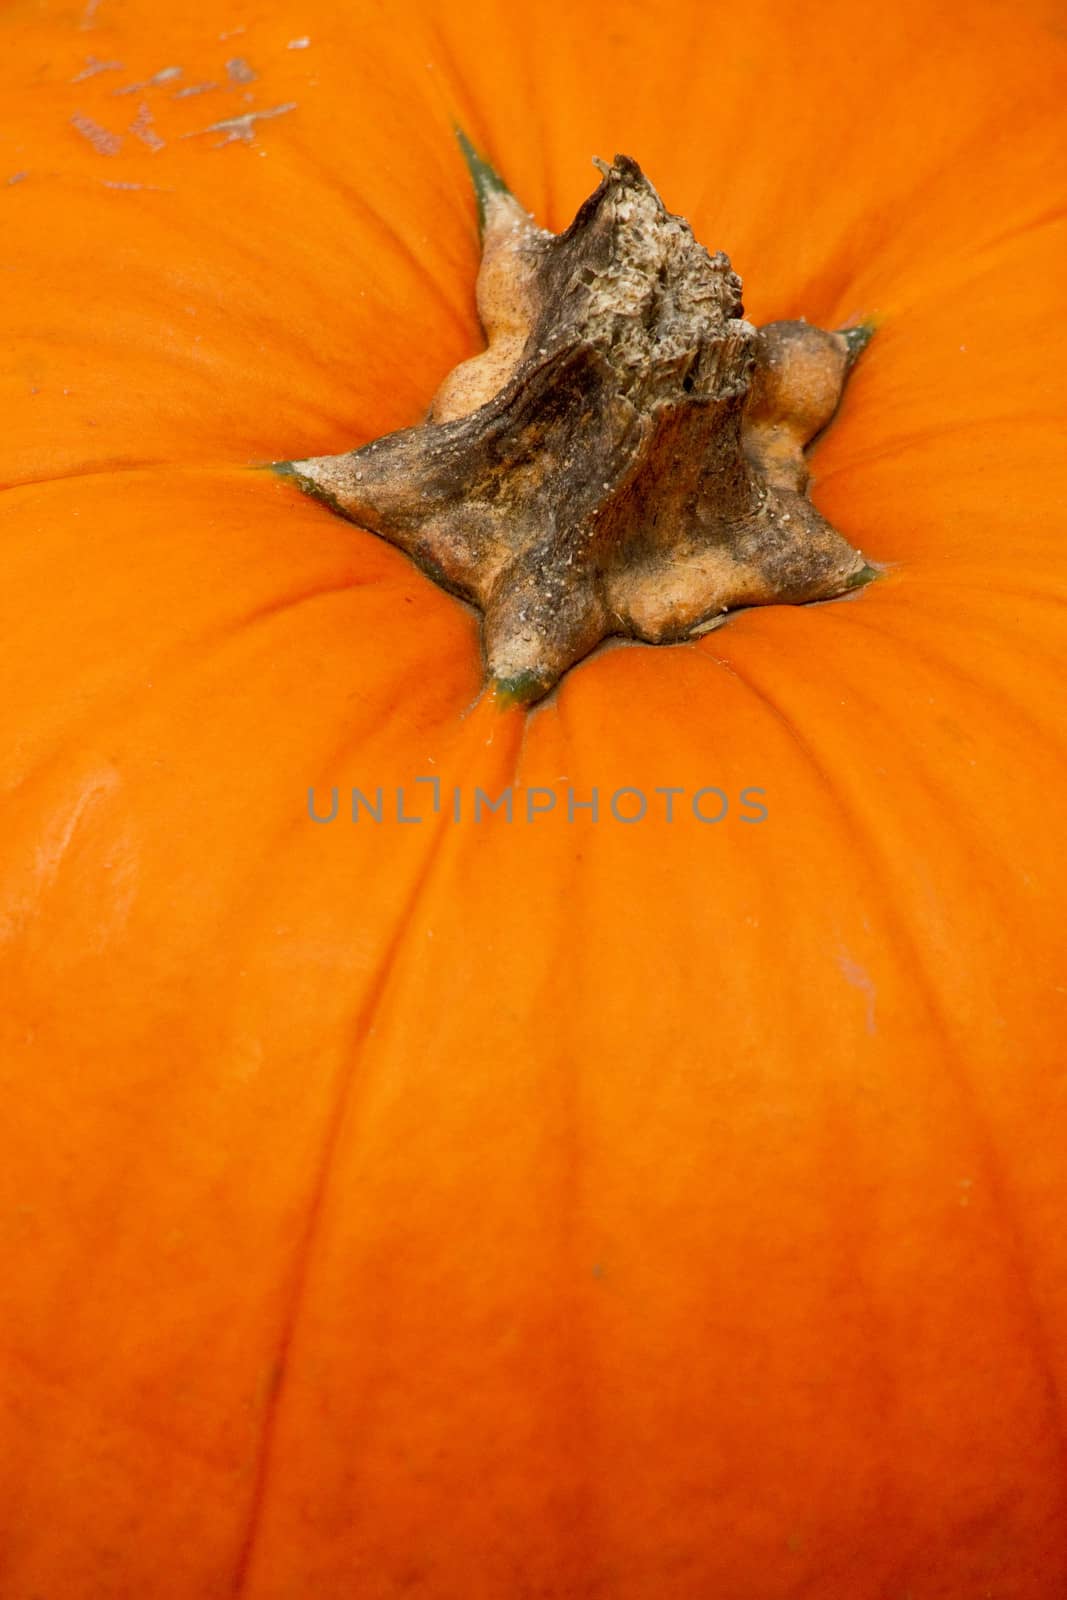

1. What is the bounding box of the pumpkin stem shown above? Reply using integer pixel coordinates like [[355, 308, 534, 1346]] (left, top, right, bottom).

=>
[[839, 319, 879, 367], [454, 128, 512, 238], [278, 154, 876, 705]]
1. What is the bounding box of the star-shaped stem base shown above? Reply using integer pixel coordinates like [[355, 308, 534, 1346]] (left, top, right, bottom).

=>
[[280, 150, 876, 704]]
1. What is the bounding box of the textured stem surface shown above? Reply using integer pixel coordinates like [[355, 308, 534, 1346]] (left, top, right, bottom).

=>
[[281, 151, 876, 703]]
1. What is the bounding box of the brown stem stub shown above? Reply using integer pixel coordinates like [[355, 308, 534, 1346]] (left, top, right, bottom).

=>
[[283, 153, 875, 704]]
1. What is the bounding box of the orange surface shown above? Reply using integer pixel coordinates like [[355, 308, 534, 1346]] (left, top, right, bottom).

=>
[[2, 1, 1066, 1595]]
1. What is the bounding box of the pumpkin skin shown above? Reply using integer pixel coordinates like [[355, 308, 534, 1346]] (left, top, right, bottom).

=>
[[2, 0, 1067, 1595]]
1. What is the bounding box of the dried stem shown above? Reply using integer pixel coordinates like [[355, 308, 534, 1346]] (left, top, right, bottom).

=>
[[279, 149, 876, 704]]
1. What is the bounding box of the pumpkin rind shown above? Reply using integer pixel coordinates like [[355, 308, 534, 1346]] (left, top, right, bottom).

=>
[[2, 1, 1067, 1596]]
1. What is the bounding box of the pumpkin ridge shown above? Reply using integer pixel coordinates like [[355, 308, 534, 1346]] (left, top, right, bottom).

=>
[[814, 411, 1063, 483], [825, 606, 1067, 755], [901, 572, 1067, 609], [0, 530, 397, 805], [226, 698, 526, 1594], [714, 652, 1067, 1535], [280, 131, 477, 346], [0, 461, 257, 497], [226, 800, 467, 1597], [423, 25, 493, 161]]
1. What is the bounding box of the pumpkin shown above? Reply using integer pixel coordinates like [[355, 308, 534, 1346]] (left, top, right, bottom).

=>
[[2, 0, 1066, 1595]]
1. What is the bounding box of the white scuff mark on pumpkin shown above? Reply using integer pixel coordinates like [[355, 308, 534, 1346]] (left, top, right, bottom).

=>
[[287, 37, 311, 49], [102, 179, 172, 191], [130, 103, 165, 153], [70, 113, 122, 155], [219, 25, 246, 40], [1, 765, 139, 954], [182, 102, 298, 147], [80, 0, 102, 27], [114, 65, 182, 95], [174, 81, 220, 98], [5, 171, 28, 185], [226, 56, 257, 85], [958, 1178, 975, 1208], [838, 950, 877, 1035], [71, 55, 123, 82]]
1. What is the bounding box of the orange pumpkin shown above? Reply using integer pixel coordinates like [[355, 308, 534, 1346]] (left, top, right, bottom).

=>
[[2, 1, 1066, 1596]]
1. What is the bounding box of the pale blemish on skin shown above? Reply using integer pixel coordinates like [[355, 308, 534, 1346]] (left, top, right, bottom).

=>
[[71, 55, 123, 82], [5, 171, 29, 185], [130, 103, 164, 152], [70, 113, 122, 155], [173, 82, 220, 98], [838, 951, 877, 1035], [225, 56, 257, 85], [115, 65, 182, 95], [287, 37, 311, 49], [2, 766, 138, 954], [182, 102, 297, 147]]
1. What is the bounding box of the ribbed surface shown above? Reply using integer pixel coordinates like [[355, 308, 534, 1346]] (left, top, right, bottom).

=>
[[1, 1, 1065, 1595]]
